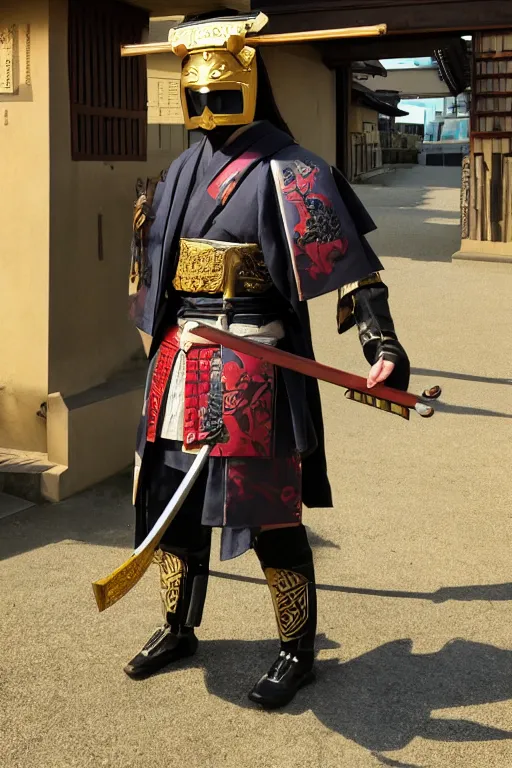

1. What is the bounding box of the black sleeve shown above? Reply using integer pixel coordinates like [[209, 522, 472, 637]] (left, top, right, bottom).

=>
[[338, 280, 410, 391]]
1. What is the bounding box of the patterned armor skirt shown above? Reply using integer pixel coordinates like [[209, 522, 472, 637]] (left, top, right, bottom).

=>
[[134, 297, 303, 560]]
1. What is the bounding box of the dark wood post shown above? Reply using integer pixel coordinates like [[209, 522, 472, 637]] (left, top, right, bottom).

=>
[[335, 65, 351, 176]]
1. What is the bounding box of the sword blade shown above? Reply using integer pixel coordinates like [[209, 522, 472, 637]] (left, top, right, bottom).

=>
[[92, 444, 212, 612]]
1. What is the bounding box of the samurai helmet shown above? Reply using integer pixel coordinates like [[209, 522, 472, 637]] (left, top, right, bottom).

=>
[[121, 15, 387, 131], [172, 13, 267, 131]]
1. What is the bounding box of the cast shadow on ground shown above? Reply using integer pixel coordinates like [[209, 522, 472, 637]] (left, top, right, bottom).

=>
[[366, 207, 462, 263], [370, 752, 425, 768], [155, 635, 512, 753], [1, 491, 512, 609], [209, 570, 512, 604], [430, 399, 512, 419], [305, 526, 341, 550], [359, 173, 462, 263], [411, 367, 512, 387], [0, 471, 135, 561], [370, 167, 462, 190], [410, 367, 512, 418]]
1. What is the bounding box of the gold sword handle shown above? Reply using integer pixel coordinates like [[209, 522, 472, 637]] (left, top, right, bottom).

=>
[[92, 547, 155, 613], [344, 389, 411, 420], [344, 385, 443, 419], [92, 445, 211, 613]]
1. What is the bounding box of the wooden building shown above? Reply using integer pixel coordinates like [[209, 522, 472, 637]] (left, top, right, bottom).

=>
[[255, 0, 512, 262]]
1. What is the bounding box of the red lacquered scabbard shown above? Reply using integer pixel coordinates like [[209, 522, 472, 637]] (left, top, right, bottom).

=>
[[194, 324, 440, 419]]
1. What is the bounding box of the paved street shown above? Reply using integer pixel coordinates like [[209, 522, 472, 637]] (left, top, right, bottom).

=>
[[1, 166, 512, 768]]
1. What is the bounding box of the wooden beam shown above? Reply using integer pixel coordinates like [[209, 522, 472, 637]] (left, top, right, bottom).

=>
[[321, 32, 459, 67], [128, 1, 250, 15], [254, 0, 512, 36]]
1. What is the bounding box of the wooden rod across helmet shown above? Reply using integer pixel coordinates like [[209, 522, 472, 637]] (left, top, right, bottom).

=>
[[248, 23, 387, 46], [120, 23, 387, 58]]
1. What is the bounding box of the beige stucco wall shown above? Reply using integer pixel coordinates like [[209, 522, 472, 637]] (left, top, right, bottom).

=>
[[47, 0, 185, 399], [349, 105, 379, 135], [0, 1, 186, 468], [262, 45, 336, 166], [0, 1, 50, 452]]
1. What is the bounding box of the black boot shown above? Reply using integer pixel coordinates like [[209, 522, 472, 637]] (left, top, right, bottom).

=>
[[249, 527, 317, 709], [248, 647, 316, 710], [124, 625, 198, 680], [124, 541, 210, 680]]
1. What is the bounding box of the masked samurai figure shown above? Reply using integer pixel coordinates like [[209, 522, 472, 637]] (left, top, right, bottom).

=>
[[123, 11, 409, 709]]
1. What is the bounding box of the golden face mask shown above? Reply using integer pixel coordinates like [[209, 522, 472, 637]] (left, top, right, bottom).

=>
[[170, 15, 266, 132], [181, 48, 257, 131]]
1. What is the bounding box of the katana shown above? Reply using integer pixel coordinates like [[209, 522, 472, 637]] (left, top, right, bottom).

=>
[[194, 324, 442, 420], [92, 444, 212, 612]]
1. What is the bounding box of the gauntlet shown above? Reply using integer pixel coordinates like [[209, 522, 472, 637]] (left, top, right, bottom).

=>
[[337, 275, 410, 391]]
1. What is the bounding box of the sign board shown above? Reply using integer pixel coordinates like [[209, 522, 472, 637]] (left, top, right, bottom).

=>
[[0, 25, 18, 94], [148, 73, 184, 124]]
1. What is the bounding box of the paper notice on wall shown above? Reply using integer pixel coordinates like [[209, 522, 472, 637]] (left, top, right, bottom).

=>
[[148, 74, 184, 124], [0, 25, 18, 94]]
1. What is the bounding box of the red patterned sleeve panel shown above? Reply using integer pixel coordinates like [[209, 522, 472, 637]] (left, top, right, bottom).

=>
[[269, 152, 382, 302]]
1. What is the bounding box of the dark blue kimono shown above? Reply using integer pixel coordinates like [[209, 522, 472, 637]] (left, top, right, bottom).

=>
[[131, 120, 382, 559]]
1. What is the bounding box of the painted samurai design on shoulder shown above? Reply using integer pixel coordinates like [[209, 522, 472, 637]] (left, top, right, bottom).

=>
[[272, 158, 349, 299]]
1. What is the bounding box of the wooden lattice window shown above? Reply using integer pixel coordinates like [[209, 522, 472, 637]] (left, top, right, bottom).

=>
[[68, 0, 149, 161]]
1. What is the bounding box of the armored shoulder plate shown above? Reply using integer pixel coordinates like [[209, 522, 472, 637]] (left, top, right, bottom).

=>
[[130, 173, 165, 296], [271, 155, 350, 301]]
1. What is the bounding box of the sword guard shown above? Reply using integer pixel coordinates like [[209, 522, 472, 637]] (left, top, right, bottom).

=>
[[416, 384, 442, 417], [422, 385, 442, 400]]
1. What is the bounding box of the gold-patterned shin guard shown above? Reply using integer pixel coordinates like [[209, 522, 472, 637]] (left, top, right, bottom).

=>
[[154, 549, 187, 623], [255, 527, 317, 655], [265, 568, 310, 643], [263, 564, 317, 657]]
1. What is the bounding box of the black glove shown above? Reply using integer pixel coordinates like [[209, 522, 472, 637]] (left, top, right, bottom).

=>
[[338, 280, 410, 392]]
